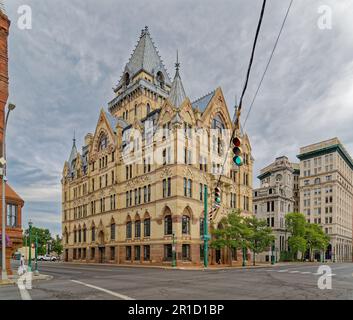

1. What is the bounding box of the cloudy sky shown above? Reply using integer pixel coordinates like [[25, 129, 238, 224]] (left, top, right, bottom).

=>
[[4, 0, 353, 236]]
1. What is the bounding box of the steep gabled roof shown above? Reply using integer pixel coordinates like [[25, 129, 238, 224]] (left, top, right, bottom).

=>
[[192, 91, 215, 112], [117, 26, 171, 89]]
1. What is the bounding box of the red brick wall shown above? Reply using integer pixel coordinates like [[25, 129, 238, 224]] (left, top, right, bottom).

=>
[[0, 11, 10, 155]]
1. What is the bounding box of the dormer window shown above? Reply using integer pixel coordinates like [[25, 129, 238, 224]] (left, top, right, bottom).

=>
[[124, 72, 130, 86], [156, 71, 165, 89]]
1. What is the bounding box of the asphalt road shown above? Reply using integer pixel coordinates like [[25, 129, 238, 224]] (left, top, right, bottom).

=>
[[0, 261, 352, 300]]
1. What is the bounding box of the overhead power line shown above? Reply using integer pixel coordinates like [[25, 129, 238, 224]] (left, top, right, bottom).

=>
[[215, 0, 267, 190], [243, 0, 294, 129], [238, 0, 267, 113]]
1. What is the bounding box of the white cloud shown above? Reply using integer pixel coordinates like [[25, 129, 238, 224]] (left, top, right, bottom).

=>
[[3, 0, 353, 231]]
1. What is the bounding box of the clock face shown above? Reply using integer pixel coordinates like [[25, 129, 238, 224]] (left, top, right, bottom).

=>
[[276, 174, 282, 182]]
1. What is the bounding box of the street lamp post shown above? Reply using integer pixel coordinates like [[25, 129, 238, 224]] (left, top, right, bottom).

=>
[[1, 103, 16, 281], [242, 245, 246, 267], [172, 232, 176, 268], [34, 234, 39, 275], [28, 220, 33, 271]]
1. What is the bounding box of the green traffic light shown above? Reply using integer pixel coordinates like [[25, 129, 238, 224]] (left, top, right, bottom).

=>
[[215, 197, 221, 204], [233, 156, 243, 166]]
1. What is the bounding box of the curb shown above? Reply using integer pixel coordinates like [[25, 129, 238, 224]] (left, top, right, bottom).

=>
[[60, 261, 279, 271]]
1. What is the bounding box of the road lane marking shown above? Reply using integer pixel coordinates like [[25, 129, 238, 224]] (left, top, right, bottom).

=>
[[18, 288, 32, 300], [289, 271, 300, 273], [71, 280, 135, 300], [300, 272, 311, 274], [277, 269, 289, 273]]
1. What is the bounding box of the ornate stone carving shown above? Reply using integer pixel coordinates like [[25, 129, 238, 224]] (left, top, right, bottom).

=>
[[160, 167, 173, 179], [126, 175, 151, 189]]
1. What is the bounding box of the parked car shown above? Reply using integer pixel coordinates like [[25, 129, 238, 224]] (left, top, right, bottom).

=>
[[37, 254, 57, 262]]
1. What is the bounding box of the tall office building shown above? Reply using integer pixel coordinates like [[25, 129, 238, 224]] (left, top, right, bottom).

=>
[[298, 138, 353, 262]]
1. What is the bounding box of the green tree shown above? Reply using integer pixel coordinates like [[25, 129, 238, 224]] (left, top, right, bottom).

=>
[[288, 235, 307, 261], [51, 235, 63, 256], [210, 211, 249, 266], [23, 227, 52, 255], [244, 216, 275, 266], [305, 224, 330, 261], [285, 212, 307, 260], [285, 212, 306, 237]]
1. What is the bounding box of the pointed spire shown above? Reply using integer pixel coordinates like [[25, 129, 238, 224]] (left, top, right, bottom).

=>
[[168, 51, 187, 108], [69, 131, 78, 164], [116, 26, 171, 89], [73, 130, 76, 147], [175, 50, 180, 72]]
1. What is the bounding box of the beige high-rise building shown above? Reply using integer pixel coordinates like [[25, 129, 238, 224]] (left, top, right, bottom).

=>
[[61, 27, 253, 266], [297, 138, 353, 262], [253, 156, 299, 262]]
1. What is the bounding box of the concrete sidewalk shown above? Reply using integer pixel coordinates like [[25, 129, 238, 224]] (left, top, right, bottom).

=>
[[0, 273, 52, 286]]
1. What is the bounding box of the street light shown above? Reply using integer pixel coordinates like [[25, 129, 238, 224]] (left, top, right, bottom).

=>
[[1, 103, 16, 281], [28, 220, 33, 271], [34, 234, 39, 275], [172, 233, 176, 268]]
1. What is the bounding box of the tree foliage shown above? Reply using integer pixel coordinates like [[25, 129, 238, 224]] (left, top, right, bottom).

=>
[[244, 216, 275, 266], [23, 227, 52, 255], [210, 211, 274, 266], [285, 212, 331, 261]]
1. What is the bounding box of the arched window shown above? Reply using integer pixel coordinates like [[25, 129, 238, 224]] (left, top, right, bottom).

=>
[[98, 134, 108, 151], [126, 220, 132, 239], [78, 226, 82, 243], [91, 226, 96, 242], [212, 114, 225, 132], [200, 218, 204, 237], [144, 218, 151, 237], [134, 104, 138, 116], [74, 227, 77, 243], [135, 219, 141, 238], [83, 226, 87, 242], [182, 215, 190, 235], [147, 103, 151, 115], [111, 222, 116, 240], [164, 215, 172, 235]]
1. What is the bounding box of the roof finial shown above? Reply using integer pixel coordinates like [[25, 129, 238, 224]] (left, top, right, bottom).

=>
[[73, 130, 76, 147], [175, 50, 180, 72]]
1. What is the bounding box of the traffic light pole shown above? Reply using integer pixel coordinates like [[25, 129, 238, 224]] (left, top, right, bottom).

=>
[[203, 185, 209, 268]]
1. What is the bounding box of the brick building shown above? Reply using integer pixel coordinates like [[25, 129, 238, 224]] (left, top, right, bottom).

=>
[[0, 3, 24, 275]]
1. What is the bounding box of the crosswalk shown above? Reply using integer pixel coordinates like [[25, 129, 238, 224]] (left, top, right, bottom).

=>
[[263, 269, 336, 276]]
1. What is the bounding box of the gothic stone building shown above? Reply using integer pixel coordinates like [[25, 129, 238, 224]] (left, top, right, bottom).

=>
[[61, 27, 253, 266], [253, 156, 299, 262]]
